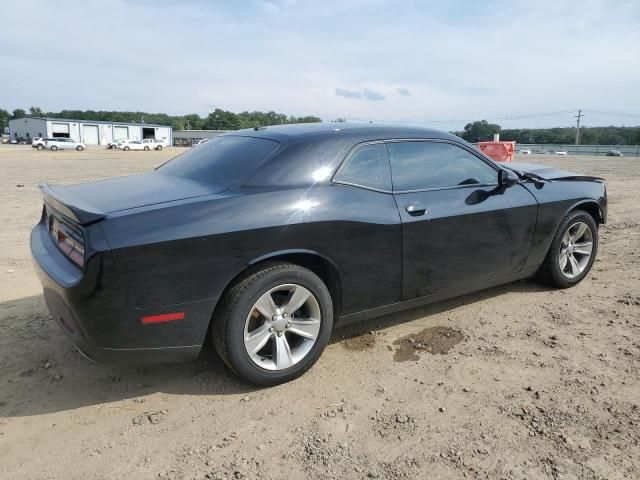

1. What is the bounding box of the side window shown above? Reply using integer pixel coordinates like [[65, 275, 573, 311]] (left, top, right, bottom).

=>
[[387, 141, 497, 191], [335, 143, 391, 191]]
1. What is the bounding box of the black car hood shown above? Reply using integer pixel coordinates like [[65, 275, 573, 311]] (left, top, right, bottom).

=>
[[44, 172, 226, 222], [508, 162, 604, 182]]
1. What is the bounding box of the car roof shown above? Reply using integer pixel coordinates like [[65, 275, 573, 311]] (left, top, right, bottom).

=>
[[217, 123, 476, 188], [227, 122, 461, 145]]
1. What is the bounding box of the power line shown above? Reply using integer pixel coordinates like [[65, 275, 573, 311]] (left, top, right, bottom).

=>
[[488, 110, 576, 121], [346, 109, 640, 126], [583, 110, 640, 118], [347, 110, 580, 125]]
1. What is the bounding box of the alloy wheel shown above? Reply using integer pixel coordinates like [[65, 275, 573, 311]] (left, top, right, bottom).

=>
[[244, 284, 321, 371], [558, 221, 593, 279]]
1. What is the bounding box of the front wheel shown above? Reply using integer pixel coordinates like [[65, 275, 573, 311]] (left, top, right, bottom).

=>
[[144, 146, 150, 151], [37, 144, 44, 150], [76, 145, 84, 151], [212, 262, 333, 385], [538, 210, 598, 288], [123, 146, 130, 151]]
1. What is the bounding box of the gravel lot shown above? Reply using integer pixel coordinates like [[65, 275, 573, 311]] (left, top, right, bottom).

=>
[[0, 146, 638, 480]]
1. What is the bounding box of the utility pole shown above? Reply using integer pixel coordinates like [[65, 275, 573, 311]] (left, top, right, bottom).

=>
[[574, 109, 584, 145]]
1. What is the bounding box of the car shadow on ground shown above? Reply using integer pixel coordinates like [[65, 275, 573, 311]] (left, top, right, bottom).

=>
[[0, 279, 553, 418], [331, 278, 554, 342]]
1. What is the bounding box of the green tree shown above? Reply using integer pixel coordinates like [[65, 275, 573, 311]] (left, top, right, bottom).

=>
[[29, 106, 43, 116], [202, 108, 242, 130], [182, 114, 203, 130], [462, 120, 501, 142], [494, 126, 640, 145], [293, 115, 322, 124], [0, 108, 9, 134], [11, 108, 26, 119]]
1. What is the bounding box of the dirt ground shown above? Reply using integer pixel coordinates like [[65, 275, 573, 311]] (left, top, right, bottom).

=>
[[0, 146, 639, 480]]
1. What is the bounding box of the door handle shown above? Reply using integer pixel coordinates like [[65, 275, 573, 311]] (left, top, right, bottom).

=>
[[405, 203, 427, 216]]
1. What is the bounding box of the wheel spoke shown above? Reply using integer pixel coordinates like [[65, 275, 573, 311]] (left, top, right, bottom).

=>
[[559, 254, 568, 271], [274, 334, 294, 369], [283, 286, 311, 315], [288, 318, 320, 340], [244, 323, 272, 354], [568, 254, 580, 276], [254, 292, 277, 319], [571, 223, 587, 241], [573, 241, 592, 255]]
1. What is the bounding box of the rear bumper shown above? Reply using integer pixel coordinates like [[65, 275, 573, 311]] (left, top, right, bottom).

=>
[[38, 278, 201, 363], [31, 221, 214, 364]]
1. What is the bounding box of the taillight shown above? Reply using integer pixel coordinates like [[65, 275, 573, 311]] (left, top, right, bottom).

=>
[[46, 207, 85, 267]]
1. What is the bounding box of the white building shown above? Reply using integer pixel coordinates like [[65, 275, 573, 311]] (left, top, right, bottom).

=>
[[8, 117, 173, 146]]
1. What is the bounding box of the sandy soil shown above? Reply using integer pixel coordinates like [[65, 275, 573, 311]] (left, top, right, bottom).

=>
[[0, 146, 638, 480]]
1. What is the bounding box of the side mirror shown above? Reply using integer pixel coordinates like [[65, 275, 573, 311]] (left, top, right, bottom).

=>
[[498, 169, 519, 188]]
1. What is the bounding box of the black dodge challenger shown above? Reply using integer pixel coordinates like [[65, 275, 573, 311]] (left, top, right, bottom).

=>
[[31, 124, 607, 385]]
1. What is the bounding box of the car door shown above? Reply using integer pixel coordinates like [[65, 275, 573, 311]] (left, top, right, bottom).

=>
[[332, 142, 403, 313], [387, 139, 538, 300]]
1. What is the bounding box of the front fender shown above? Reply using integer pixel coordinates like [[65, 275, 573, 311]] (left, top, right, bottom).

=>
[[522, 180, 606, 270]]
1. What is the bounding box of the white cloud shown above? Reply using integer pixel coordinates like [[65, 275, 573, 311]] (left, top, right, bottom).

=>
[[335, 88, 362, 99]]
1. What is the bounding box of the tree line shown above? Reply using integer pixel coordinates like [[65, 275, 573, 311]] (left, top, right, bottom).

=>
[[2, 108, 638, 145], [0, 106, 322, 133], [457, 120, 640, 145]]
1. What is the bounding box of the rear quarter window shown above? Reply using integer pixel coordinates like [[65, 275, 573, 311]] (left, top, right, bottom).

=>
[[158, 136, 280, 185], [335, 143, 391, 191]]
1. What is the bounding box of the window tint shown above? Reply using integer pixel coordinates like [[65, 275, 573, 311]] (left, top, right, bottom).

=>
[[336, 143, 391, 191], [159, 135, 280, 185], [387, 141, 497, 191]]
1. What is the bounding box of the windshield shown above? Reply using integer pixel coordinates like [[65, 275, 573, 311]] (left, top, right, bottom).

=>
[[158, 135, 280, 185]]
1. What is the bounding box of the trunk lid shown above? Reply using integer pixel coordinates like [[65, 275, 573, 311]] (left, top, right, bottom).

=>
[[40, 172, 226, 225]]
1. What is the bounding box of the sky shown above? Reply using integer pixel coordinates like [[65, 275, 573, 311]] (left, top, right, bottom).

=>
[[1, 0, 639, 130]]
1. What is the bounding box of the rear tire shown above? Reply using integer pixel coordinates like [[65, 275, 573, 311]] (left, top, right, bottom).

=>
[[537, 210, 598, 288], [123, 146, 130, 151], [50, 145, 58, 151], [156, 145, 163, 150], [212, 262, 333, 386], [37, 144, 44, 150]]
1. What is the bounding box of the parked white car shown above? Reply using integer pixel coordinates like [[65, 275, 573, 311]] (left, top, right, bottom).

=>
[[141, 138, 164, 150], [108, 139, 129, 150], [44, 138, 87, 151], [119, 140, 154, 151], [555, 150, 568, 155], [519, 148, 532, 155], [32, 137, 58, 150]]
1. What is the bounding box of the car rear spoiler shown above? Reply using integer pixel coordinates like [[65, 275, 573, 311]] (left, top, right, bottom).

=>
[[39, 183, 106, 225]]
